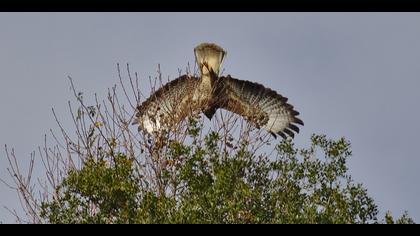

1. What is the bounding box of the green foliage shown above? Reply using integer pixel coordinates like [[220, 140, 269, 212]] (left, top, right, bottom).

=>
[[40, 153, 140, 223], [39, 118, 414, 224], [384, 211, 415, 224]]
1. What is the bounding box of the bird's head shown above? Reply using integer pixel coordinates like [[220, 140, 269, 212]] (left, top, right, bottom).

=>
[[194, 43, 226, 77]]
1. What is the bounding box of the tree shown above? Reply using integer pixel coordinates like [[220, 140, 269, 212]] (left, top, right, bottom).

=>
[[2, 64, 414, 224]]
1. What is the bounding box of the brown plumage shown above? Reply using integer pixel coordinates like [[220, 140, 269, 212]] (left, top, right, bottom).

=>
[[133, 43, 303, 139]]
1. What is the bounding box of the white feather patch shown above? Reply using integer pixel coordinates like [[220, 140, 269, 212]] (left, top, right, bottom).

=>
[[140, 115, 161, 133]]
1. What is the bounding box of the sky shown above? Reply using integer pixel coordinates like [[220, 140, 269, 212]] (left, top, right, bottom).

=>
[[0, 12, 419, 223]]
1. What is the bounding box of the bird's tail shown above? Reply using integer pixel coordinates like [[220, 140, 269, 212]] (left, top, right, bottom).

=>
[[194, 43, 226, 76]]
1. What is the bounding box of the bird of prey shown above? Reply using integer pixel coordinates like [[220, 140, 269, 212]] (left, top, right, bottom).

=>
[[133, 43, 303, 139]]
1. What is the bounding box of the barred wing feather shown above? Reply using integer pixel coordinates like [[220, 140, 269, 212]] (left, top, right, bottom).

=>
[[133, 75, 201, 133], [217, 76, 304, 138]]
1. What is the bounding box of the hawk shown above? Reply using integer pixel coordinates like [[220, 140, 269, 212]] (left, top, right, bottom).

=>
[[133, 43, 303, 139]]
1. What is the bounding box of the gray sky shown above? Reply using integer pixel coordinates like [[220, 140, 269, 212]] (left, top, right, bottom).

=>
[[1, 13, 419, 223]]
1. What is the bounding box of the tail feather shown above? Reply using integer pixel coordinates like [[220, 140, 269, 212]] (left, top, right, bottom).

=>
[[194, 43, 226, 76]]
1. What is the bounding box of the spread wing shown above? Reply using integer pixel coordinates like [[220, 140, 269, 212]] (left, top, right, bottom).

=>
[[133, 75, 201, 133], [217, 76, 304, 139]]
